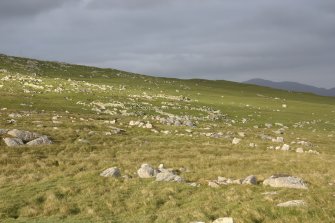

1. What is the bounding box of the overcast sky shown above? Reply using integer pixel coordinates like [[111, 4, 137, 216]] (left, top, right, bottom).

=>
[[1, 0, 334, 88]]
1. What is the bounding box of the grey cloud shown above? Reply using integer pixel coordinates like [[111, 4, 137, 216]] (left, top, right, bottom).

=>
[[0, 0, 334, 88], [0, 0, 74, 18]]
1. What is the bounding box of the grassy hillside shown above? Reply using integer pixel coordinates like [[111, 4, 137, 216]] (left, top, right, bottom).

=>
[[0, 54, 334, 223]]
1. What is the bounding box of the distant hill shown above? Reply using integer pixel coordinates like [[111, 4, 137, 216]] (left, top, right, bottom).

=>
[[244, 78, 335, 97]]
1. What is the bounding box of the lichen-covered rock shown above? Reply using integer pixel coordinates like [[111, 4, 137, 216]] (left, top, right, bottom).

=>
[[263, 175, 307, 189], [100, 167, 121, 177], [7, 129, 40, 142], [3, 138, 24, 147], [26, 136, 52, 146]]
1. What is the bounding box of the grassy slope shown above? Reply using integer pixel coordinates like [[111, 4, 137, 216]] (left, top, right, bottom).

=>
[[0, 54, 334, 223]]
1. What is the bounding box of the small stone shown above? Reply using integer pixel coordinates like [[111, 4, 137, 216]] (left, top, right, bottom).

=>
[[208, 181, 220, 188], [242, 175, 257, 185], [277, 200, 305, 207], [307, 150, 319, 155], [262, 191, 278, 195], [145, 123, 153, 129], [281, 144, 290, 151], [272, 137, 284, 143], [217, 176, 227, 183], [249, 143, 257, 148], [232, 138, 241, 145], [188, 182, 200, 187], [232, 179, 243, 184], [296, 148, 304, 153], [238, 132, 245, 137], [100, 167, 121, 177], [184, 120, 194, 127], [213, 217, 234, 223]]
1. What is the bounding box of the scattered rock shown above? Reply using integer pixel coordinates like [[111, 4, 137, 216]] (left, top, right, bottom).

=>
[[100, 167, 121, 178], [242, 175, 257, 185], [3, 137, 24, 147], [263, 175, 307, 189], [137, 163, 156, 178], [277, 200, 305, 207], [26, 135, 52, 145]]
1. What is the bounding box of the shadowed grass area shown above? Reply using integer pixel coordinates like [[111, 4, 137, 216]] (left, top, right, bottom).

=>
[[0, 54, 335, 222]]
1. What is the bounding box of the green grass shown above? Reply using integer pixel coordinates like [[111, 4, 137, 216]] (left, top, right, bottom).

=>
[[0, 54, 334, 222]]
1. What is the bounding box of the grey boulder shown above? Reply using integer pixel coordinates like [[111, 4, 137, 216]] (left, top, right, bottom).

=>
[[3, 138, 24, 147], [155, 170, 184, 182], [137, 163, 156, 178], [263, 175, 307, 189], [7, 129, 40, 142], [26, 136, 52, 146]]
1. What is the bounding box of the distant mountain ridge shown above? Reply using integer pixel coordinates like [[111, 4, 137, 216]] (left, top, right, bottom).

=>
[[244, 78, 335, 97]]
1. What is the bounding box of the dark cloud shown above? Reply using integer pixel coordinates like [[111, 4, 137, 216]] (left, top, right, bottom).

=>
[[0, 0, 334, 88]]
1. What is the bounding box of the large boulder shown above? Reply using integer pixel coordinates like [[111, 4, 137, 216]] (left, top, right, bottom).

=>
[[26, 136, 52, 146], [100, 167, 121, 178], [263, 175, 307, 189], [137, 164, 156, 178], [3, 138, 24, 147], [7, 129, 40, 142]]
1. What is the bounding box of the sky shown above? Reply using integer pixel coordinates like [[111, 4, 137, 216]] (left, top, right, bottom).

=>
[[0, 0, 335, 88]]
